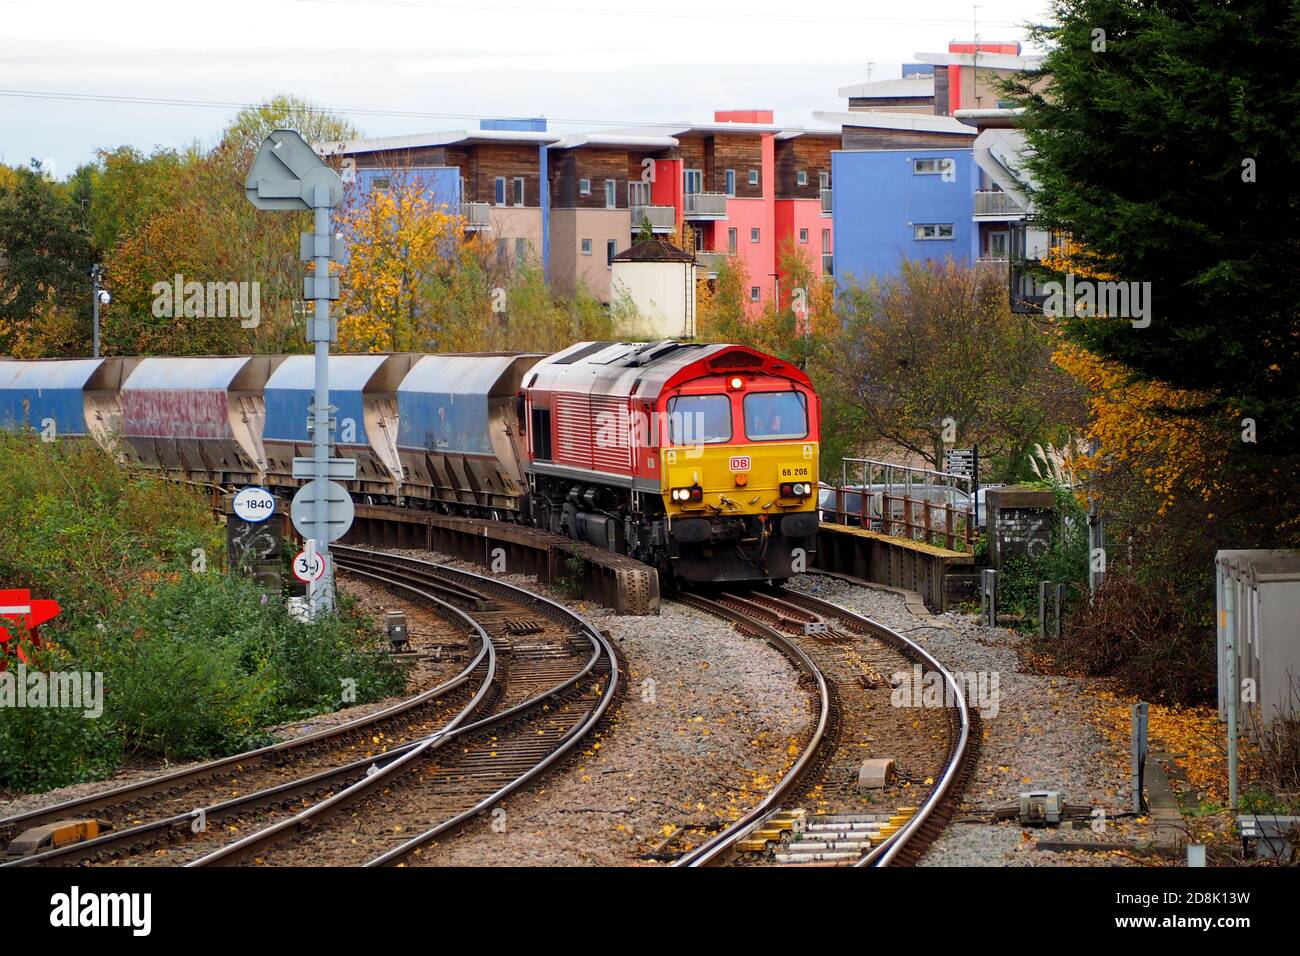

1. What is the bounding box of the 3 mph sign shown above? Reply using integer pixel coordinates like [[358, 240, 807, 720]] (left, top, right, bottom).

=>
[[292, 549, 326, 583]]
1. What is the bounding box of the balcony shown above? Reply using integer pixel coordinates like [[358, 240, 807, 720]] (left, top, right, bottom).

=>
[[630, 204, 676, 234], [820, 188, 833, 216], [974, 190, 1024, 219], [683, 192, 728, 220], [696, 251, 731, 277], [461, 201, 492, 231]]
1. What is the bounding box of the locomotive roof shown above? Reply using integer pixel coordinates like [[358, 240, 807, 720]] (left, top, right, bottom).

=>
[[526, 341, 810, 399]]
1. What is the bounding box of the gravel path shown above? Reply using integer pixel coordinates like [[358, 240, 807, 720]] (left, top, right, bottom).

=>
[[784, 574, 1159, 866], [387, 551, 813, 866]]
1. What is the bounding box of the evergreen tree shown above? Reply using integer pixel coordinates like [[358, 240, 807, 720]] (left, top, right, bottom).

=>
[[1011, 0, 1300, 444]]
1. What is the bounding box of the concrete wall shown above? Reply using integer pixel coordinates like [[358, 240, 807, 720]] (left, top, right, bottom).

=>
[[549, 208, 631, 301], [775, 197, 831, 280], [831, 147, 978, 287], [488, 206, 545, 271], [610, 260, 696, 339]]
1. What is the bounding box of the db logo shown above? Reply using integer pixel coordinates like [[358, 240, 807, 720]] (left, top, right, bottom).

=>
[[729, 456, 751, 471]]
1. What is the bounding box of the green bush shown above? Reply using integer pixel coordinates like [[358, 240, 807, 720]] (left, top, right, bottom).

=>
[[0, 432, 405, 792]]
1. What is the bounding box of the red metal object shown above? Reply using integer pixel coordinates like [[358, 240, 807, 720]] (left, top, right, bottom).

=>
[[0, 589, 62, 663]]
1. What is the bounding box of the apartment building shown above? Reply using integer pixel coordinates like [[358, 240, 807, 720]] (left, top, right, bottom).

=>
[[820, 41, 1043, 286], [327, 119, 559, 275], [546, 131, 677, 301]]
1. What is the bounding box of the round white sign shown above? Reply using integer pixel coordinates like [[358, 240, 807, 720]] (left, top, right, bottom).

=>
[[233, 487, 277, 523], [292, 549, 326, 583]]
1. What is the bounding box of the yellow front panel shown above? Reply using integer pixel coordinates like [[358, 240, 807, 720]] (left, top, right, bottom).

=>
[[662, 441, 819, 518]]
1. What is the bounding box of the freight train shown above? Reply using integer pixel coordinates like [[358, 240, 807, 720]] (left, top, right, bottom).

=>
[[0, 342, 820, 584]]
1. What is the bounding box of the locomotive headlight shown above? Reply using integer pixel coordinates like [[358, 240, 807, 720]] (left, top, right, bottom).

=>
[[671, 485, 704, 503], [728, 376, 744, 390]]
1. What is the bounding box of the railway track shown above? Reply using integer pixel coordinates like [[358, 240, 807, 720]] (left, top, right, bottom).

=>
[[182, 546, 620, 867], [672, 586, 976, 867], [1, 555, 495, 867]]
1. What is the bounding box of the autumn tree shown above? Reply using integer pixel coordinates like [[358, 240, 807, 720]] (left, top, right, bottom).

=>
[[336, 175, 462, 353], [102, 96, 357, 356], [0, 163, 94, 356], [824, 258, 1083, 479]]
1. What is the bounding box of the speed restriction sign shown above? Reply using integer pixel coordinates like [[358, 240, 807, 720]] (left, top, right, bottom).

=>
[[292, 549, 326, 583]]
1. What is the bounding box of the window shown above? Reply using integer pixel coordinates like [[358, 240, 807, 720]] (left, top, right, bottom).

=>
[[799, 228, 809, 243], [725, 169, 735, 196], [512, 177, 525, 206], [987, 231, 1009, 259], [579, 178, 591, 195], [819, 171, 830, 189], [667, 394, 731, 445], [750, 286, 761, 302], [684, 169, 703, 194], [494, 177, 506, 206], [796, 170, 808, 187], [496, 238, 508, 259], [748, 169, 759, 187], [628, 181, 650, 206], [370, 176, 391, 192], [821, 228, 831, 253], [914, 223, 955, 240], [515, 238, 527, 263], [744, 392, 808, 441], [727, 228, 738, 254], [604, 179, 617, 209], [581, 239, 593, 256], [531, 407, 552, 460], [750, 227, 760, 243], [607, 239, 617, 266], [913, 158, 949, 175]]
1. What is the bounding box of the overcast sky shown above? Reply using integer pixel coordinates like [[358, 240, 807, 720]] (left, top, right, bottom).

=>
[[2, 0, 1050, 177]]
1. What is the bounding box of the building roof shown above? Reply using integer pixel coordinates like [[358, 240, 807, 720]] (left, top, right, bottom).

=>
[[322, 128, 562, 155], [813, 110, 977, 136], [611, 239, 696, 264], [550, 132, 680, 150], [837, 77, 935, 100], [912, 50, 1045, 71]]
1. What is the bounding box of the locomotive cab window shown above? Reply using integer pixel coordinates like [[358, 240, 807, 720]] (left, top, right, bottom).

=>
[[744, 391, 808, 441], [667, 394, 732, 445]]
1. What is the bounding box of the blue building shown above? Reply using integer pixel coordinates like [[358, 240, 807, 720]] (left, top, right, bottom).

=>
[[830, 147, 979, 288]]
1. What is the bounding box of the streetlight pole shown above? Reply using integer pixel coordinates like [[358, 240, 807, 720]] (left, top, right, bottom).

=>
[[90, 263, 104, 358]]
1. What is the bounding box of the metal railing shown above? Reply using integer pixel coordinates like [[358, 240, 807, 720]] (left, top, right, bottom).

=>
[[823, 457, 976, 551], [820, 187, 833, 215], [974, 190, 1023, 217], [695, 250, 730, 276], [630, 204, 676, 232], [461, 201, 491, 229], [684, 192, 728, 218]]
